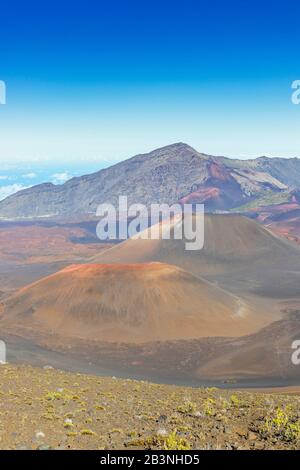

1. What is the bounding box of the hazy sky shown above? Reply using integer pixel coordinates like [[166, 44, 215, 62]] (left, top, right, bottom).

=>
[[1, 0, 300, 164]]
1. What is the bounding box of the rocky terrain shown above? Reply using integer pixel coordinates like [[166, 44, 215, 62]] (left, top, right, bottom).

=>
[[0, 219, 111, 295], [243, 189, 300, 244], [0, 364, 300, 450], [1, 214, 300, 387], [1, 143, 300, 218]]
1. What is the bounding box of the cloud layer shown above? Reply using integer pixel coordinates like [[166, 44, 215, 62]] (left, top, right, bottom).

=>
[[0, 184, 30, 201]]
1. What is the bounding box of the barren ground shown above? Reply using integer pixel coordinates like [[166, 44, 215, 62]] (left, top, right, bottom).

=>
[[0, 364, 300, 450]]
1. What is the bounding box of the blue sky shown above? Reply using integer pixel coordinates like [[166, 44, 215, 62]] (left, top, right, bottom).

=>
[[0, 0, 300, 174]]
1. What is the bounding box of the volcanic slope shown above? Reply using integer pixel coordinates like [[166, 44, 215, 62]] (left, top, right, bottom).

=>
[[0, 262, 272, 344], [91, 214, 300, 299]]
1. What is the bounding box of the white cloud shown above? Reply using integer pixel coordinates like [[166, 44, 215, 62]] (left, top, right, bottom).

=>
[[51, 172, 72, 184], [0, 175, 9, 180], [0, 184, 30, 201], [22, 172, 37, 179]]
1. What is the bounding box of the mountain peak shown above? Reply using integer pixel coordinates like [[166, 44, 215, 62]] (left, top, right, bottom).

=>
[[160, 142, 194, 150], [137, 142, 204, 161], [150, 142, 198, 153]]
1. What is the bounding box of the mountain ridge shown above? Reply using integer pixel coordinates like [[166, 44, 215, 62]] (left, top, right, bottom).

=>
[[1, 142, 300, 218]]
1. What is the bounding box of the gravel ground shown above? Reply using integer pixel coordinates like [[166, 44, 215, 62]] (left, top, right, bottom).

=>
[[0, 364, 300, 450]]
